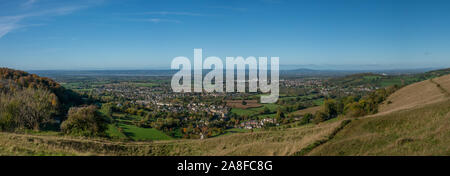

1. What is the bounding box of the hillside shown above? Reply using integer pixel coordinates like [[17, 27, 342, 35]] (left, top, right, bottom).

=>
[[327, 68, 450, 88], [0, 68, 88, 132], [0, 71, 449, 156], [0, 119, 345, 156], [378, 74, 450, 115], [306, 74, 450, 155], [307, 99, 450, 155], [0, 68, 83, 108]]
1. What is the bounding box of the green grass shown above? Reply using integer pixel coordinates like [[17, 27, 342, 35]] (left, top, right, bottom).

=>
[[117, 123, 173, 141], [231, 103, 282, 116], [257, 113, 276, 119], [108, 113, 172, 141], [113, 113, 143, 123], [231, 108, 258, 116], [313, 98, 324, 106], [22, 129, 61, 136], [106, 124, 127, 139], [363, 75, 381, 80]]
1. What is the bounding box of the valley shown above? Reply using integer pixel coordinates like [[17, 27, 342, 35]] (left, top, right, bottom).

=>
[[1, 68, 449, 156]]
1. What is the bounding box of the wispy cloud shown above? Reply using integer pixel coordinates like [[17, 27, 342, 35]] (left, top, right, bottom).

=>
[[0, 15, 28, 38], [130, 11, 204, 24], [0, 1, 97, 39], [140, 11, 203, 16], [21, 0, 38, 9], [142, 18, 181, 24]]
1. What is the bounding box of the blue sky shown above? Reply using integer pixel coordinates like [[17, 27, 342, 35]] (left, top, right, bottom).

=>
[[0, 0, 449, 70]]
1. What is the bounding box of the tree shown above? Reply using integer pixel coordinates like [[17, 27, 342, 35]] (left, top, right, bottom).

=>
[[137, 109, 145, 117], [299, 113, 314, 125], [323, 99, 338, 119], [263, 106, 271, 114], [344, 101, 366, 117], [312, 111, 327, 124], [100, 103, 113, 118], [276, 108, 285, 121]]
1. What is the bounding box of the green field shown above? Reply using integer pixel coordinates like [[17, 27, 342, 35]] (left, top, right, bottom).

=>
[[108, 113, 172, 141], [313, 98, 324, 106], [106, 124, 127, 139], [117, 123, 173, 141]]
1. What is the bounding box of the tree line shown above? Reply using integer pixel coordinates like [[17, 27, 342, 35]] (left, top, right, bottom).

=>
[[311, 85, 400, 124]]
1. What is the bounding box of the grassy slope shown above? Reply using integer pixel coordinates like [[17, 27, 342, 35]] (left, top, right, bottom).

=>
[[0, 119, 343, 156], [378, 74, 450, 115], [308, 99, 450, 156], [307, 74, 450, 156]]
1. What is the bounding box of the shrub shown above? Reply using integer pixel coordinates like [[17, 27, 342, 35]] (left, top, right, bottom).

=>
[[299, 113, 314, 125], [323, 99, 338, 119], [312, 111, 328, 124], [100, 103, 113, 118], [61, 105, 108, 137], [0, 88, 57, 131]]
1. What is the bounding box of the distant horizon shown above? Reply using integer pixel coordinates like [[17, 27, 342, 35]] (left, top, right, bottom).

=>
[[21, 65, 445, 72]]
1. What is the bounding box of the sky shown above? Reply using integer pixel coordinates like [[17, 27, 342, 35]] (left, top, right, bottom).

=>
[[0, 0, 449, 70]]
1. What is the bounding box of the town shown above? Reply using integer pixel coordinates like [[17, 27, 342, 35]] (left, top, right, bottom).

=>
[[41, 71, 392, 140]]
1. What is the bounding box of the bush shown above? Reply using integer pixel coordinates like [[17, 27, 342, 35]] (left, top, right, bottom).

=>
[[0, 88, 57, 131], [323, 99, 338, 119], [312, 111, 328, 124], [61, 106, 108, 137], [100, 103, 113, 118], [299, 113, 314, 125]]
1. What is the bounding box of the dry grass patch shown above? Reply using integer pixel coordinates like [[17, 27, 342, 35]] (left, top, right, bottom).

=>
[[379, 74, 450, 115], [291, 106, 321, 116]]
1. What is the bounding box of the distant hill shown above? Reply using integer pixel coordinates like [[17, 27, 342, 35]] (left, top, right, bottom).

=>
[[327, 68, 450, 88], [28, 67, 445, 79]]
